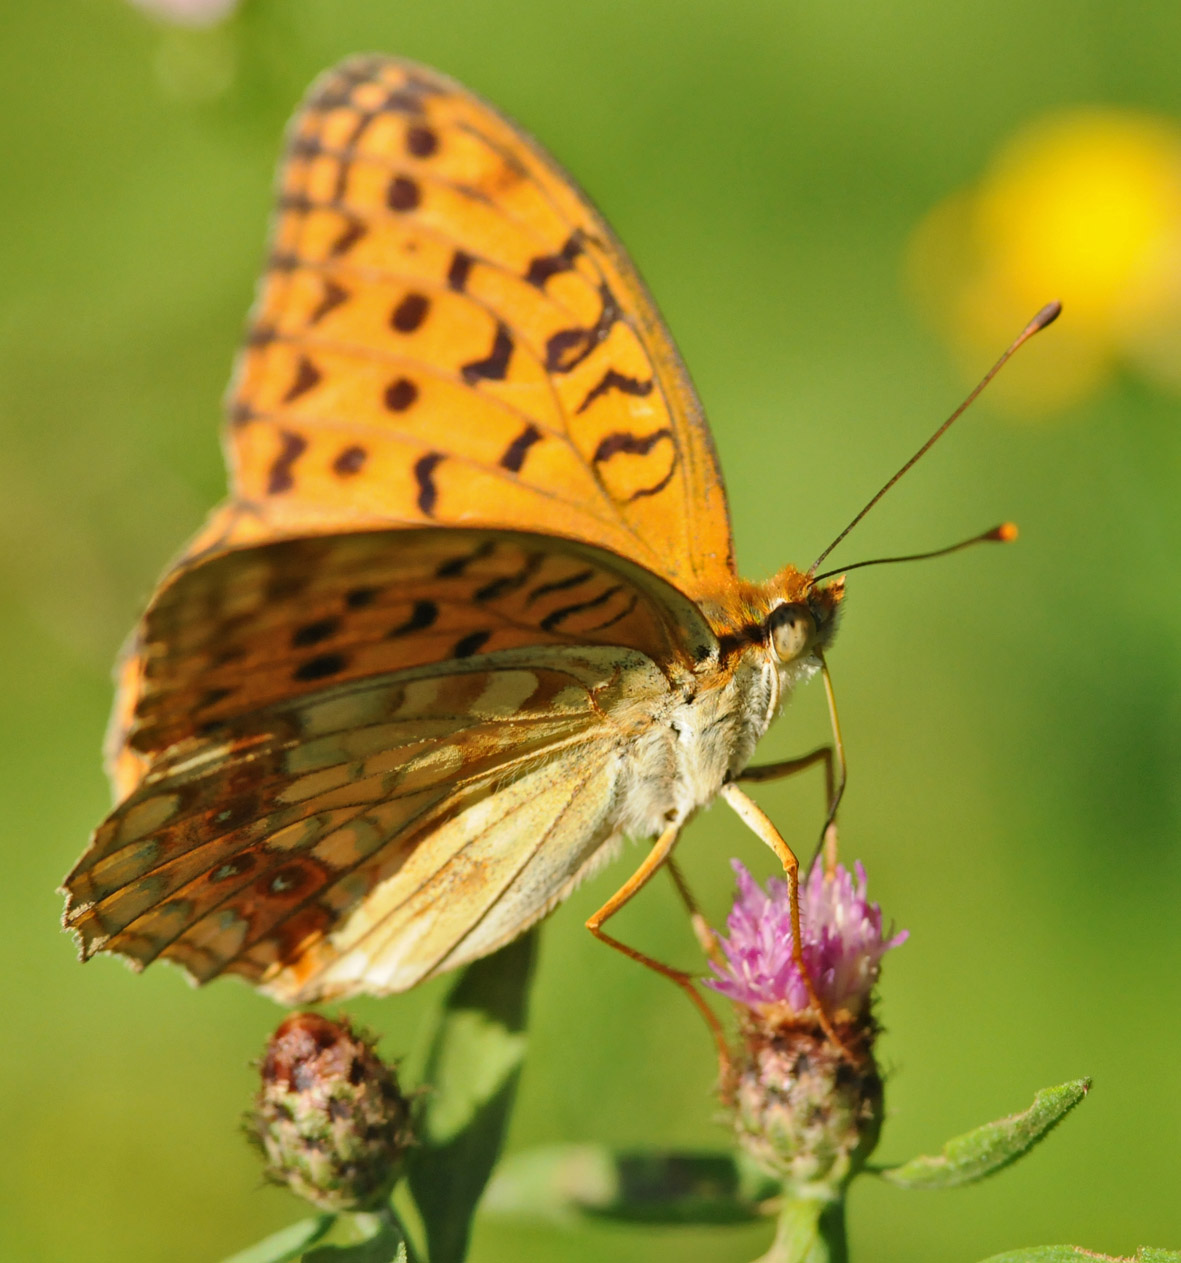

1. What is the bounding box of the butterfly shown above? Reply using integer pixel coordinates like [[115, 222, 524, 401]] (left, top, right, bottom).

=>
[[62, 54, 899, 1032]]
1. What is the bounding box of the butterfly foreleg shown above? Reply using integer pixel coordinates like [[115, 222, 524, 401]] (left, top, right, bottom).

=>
[[737, 655, 849, 874], [718, 783, 855, 1064], [586, 825, 730, 1075], [737, 744, 840, 872]]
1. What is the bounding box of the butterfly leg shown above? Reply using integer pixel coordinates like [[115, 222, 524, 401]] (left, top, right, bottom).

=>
[[718, 783, 855, 1063], [587, 825, 731, 1075], [737, 744, 840, 874], [738, 656, 849, 875]]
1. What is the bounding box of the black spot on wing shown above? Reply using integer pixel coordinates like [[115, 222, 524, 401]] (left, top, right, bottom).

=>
[[499, 424, 542, 473], [544, 282, 621, 373], [577, 369, 654, 414], [447, 250, 474, 292], [405, 123, 438, 157], [292, 617, 341, 649], [387, 600, 438, 638], [282, 356, 321, 404], [582, 591, 640, 633], [385, 88, 427, 115], [329, 218, 367, 257], [435, 540, 497, 578], [384, 377, 418, 411], [390, 292, 429, 332], [593, 428, 673, 463], [387, 175, 421, 211], [414, 452, 444, 517], [474, 552, 544, 602], [333, 444, 367, 476], [267, 431, 308, 495], [293, 652, 349, 682], [525, 233, 583, 288], [540, 585, 624, 632], [461, 323, 513, 384], [526, 568, 594, 605], [624, 464, 677, 501], [590, 425, 681, 502], [452, 630, 492, 658], [345, 586, 379, 609], [309, 279, 349, 325]]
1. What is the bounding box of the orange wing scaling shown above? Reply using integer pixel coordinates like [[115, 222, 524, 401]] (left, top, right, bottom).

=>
[[205, 55, 734, 599], [108, 527, 717, 796]]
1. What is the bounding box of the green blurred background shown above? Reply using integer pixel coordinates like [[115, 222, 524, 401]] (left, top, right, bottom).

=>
[[3, 1, 1179, 1259]]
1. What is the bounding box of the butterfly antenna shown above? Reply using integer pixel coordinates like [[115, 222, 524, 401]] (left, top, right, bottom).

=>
[[808, 301, 1061, 577], [811, 521, 1018, 583]]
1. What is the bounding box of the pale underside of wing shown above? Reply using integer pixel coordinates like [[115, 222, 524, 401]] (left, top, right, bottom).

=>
[[107, 526, 717, 797], [200, 54, 734, 599], [67, 646, 676, 1002]]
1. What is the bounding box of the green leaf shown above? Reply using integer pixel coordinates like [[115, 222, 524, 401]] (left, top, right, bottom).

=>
[[217, 1215, 335, 1263], [879, 1078, 1091, 1190], [979, 1248, 1181, 1262], [484, 1144, 781, 1224], [406, 930, 537, 1263]]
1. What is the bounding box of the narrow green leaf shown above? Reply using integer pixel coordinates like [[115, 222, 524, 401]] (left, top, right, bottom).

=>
[[484, 1144, 781, 1225], [880, 1078, 1090, 1190], [406, 930, 537, 1263], [979, 1247, 1181, 1262], [217, 1215, 335, 1263]]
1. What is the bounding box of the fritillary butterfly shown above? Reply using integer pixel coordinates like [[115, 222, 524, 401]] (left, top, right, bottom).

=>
[[64, 56, 899, 1027]]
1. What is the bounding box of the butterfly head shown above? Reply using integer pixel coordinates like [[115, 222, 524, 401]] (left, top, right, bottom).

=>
[[763, 569, 845, 670]]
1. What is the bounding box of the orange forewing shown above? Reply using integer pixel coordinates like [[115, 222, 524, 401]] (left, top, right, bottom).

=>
[[215, 56, 735, 598]]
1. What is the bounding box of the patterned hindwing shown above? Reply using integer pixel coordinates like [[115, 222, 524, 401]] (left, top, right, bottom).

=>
[[214, 55, 735, 599], [65, 646, 675, 1001], [106, 526, 718, 797]]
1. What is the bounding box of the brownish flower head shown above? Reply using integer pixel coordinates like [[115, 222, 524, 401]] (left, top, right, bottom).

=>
[[248, 1012, 413, 1212], [730, 1021, 883, 1187]]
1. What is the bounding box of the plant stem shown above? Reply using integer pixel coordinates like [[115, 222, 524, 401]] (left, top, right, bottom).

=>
[[757, 1189, 847, 1263]]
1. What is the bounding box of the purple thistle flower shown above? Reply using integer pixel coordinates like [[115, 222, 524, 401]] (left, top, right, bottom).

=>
[[707, 858, 907, 1022]]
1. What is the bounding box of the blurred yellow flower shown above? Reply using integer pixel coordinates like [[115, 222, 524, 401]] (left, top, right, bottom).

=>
[[908, 108, 1181, 414]]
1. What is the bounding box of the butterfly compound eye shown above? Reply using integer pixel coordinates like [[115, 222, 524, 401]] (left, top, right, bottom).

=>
[[768, 603, 815, 662]]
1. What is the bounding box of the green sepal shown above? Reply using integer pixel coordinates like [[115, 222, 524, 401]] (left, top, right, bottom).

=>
[[879, 1078, 1090, 1190], [979, 1248, 1181, 1262], [217, 1214, 335, 1263], [483, 1144, 781, 1224], [406, 930, 537, 1263]]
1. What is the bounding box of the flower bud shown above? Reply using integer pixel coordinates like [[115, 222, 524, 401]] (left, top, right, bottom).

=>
[[248, 1013, 413, 1212], [731, 1021, 882, 1185], [708, 859, 905, 1187]]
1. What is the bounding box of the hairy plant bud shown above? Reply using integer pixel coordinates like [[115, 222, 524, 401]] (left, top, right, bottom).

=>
[[248, 1013, 413, 1211]]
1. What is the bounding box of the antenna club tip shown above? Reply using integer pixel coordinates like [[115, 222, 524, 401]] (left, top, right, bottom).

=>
[[1028, 300, 1063, 334], [991, 522, 1019, 543]]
